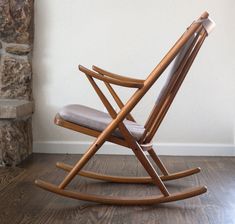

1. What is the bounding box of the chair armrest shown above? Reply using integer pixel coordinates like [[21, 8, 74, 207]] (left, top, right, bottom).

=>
[[79, 65, 144, 88], [92, 65, 144, 84]]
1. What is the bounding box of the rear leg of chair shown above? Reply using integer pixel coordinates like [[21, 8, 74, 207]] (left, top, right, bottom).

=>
[[148, 148, 170, 176], [130, 144, 170, 196]]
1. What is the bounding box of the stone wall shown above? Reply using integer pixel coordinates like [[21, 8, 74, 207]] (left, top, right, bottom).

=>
[[0, 0, 34, 166]]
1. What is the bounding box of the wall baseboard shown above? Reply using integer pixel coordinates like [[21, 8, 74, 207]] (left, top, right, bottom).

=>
[[33, 141, 235, 156]]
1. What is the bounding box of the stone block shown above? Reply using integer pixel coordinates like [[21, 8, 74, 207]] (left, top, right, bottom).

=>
[[0, 99, 34, 119], [0, 56, 32, 100], [6, 44, 31, 55], [0, 117, 32, 166], [0, 0, 34, 44]]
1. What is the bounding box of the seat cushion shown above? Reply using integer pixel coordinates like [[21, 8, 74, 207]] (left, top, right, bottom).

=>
[[58, 104, 145, 140]]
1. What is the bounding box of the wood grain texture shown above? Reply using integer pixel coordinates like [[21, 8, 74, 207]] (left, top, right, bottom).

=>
[[0, 154, 235, 224]]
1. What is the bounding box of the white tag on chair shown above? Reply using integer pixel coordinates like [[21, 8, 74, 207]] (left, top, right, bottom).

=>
[[140, 142, 153, 151], [195, 17, 216, 35]]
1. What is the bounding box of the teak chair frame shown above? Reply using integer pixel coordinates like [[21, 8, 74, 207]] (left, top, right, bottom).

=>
[[36, 12, 213, 205]]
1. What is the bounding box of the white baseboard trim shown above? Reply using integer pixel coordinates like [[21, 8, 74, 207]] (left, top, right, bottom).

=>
[[33, 141, 235, 156]]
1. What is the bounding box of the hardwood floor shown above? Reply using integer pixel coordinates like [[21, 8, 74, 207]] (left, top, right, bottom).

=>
[[0, 154, 234, 224]]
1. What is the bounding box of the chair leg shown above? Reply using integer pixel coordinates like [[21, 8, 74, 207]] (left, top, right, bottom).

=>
[[59, 144, 170, 196], [58, 140, 104, 189], [116, 122, 170, 196], [148, 148, 170, 176], [131, 144, 170, 196]]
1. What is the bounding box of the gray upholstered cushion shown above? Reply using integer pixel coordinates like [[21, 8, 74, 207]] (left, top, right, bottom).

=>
[[155, 34, 196, 105], [59, 104, 145, 140]]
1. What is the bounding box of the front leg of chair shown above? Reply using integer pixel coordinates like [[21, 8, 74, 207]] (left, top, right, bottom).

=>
[[58, 139, 105, 189]]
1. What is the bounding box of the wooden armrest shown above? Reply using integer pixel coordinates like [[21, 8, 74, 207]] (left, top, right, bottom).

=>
[[92, 65, 144, 84], [79, 65, 144, 88]]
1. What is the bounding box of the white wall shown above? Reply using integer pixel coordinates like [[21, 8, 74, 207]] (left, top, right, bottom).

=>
[[33, 0, 235, 155]]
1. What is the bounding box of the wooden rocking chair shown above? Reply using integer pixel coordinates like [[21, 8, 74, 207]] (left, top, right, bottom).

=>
[[35, 12, 216, 205]]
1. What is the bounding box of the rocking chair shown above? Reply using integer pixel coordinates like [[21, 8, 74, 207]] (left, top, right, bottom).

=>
[[35, 12, 216, 205]]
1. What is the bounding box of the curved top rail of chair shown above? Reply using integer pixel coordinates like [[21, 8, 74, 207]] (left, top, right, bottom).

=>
[[92, 65, 145, 84], [198, 11, 209, 20], [79, 65, 144, 88]]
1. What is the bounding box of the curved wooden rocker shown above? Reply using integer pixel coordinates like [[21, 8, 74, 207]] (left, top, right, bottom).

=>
[[35, 179, 207, 205], [35, 12, 215, 205], [56, 162, 201, 183]]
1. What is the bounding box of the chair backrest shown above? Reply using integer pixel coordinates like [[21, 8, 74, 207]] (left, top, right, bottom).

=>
[[96, 12, 215, 146], [155, 33, 197, 105], [141, 15, 216, 143]]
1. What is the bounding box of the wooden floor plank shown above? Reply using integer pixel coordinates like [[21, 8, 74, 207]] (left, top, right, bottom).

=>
[[0, 166, 25, 192], [0, 154, 234, 224], [0, 154, 67, 224]]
